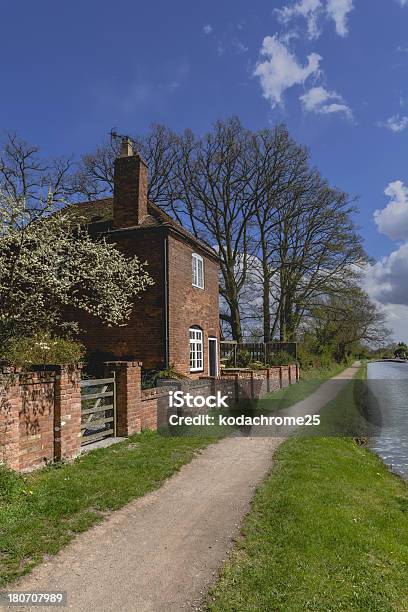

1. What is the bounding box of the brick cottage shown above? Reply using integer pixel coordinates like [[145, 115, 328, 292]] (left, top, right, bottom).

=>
[[70, 138, 220, 378]]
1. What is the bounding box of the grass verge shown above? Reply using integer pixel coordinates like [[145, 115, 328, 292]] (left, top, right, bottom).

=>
[[260, 361, 348, 412], [0, 431, 215, 587], [208, 366, 408, 611]]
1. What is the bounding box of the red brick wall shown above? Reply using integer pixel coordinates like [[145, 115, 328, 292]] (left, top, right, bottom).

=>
[[76, 228, 220, 377], [113, 154, 148, 228], [219, 365, 298, 396], [54, 366, 82, 462], [0, 362, 299, 472], [19, 372, 55, 470], [167, 234, 220, 377], [76, 229, 166, 369], [0, 366, 81, 472], [105, 362, 159, 434], [0, 372, 21, 470]]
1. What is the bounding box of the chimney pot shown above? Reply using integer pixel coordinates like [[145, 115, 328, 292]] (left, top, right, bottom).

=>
[[119, 137, 133, 158]]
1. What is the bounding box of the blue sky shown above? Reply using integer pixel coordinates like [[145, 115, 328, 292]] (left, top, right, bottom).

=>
[[1, 0, 408, 340]]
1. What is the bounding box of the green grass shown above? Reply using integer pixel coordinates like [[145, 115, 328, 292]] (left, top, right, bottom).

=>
[[0, 361, 349, 589], [166, 362, 348, 438], [0, 431, 215, 586], [208, 366, 408, 611], [258, 361, 347, 413]]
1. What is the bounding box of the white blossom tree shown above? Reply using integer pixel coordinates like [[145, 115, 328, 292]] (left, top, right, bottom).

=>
[[0, 134, 153, 350], [0, 192, 154, 347]]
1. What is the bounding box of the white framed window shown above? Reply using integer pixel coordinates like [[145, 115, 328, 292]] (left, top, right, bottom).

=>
[[189, 327, 204, 372], [192, 253, 204, 289]]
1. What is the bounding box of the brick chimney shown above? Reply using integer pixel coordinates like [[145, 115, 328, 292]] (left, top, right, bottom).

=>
[[113, 137, 148, 229]]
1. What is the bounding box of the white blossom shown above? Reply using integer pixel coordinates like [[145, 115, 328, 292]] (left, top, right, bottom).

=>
[[0, 192, 154, 344]]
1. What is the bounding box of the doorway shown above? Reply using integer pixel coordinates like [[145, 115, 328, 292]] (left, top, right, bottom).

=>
[[208, 337, 218, 377]]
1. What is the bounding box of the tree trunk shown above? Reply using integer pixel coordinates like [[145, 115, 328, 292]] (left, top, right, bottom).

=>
[[263, 275, 271, 343], [229, 301, 243, 342]]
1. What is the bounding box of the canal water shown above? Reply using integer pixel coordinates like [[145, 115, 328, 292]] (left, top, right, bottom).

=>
[[367, 361, 408, 479]]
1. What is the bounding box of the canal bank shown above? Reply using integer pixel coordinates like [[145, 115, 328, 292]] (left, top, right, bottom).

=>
[[208, 364, 408, 611]]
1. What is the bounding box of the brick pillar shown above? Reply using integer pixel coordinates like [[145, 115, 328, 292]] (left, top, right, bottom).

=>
[[234, 374, 240, 403], [104, 361, 142, 436], [250, 371, 255, 399], [54, 365, 82, 462], [0, 369, 21, 470]]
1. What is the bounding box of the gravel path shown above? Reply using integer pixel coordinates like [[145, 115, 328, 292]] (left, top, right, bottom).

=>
[[1, 364, 359, 612]]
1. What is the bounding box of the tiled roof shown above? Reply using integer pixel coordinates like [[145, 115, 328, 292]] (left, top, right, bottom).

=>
[[64, 197, 113, 224], [63, 197, 218, 259]]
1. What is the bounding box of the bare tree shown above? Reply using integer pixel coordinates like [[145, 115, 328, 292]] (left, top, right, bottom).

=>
[[0, 132, 73, 210], [73, 120, 368, 344], [267, 176, 367, 341], [310, 289, 391, 361], [75, 119, 259, 341], [247, 125, 311, 342], [72, 124, 180, 205], [172, 119, 261, 341]]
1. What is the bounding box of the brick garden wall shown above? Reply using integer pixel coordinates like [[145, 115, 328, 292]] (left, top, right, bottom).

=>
[[0, 366, 81, 472], [1, 362, 299, 473]]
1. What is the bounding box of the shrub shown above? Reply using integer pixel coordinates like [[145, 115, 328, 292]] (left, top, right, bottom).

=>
[[0, 333, 84, 367], [267, 351, 296, 366], [395, 343, 408, 360], [235, 350, 252, 368], [142, 364, 186, 389], [297, 345, 333, 371], [249, 361, 266, 370]]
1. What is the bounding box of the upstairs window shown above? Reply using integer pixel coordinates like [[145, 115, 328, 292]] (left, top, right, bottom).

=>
[[192, 253, 204, 289], [189, 327, 204, 372]]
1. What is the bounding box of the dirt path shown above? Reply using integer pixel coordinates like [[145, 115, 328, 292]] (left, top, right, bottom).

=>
[[2, 364, 359, 612]]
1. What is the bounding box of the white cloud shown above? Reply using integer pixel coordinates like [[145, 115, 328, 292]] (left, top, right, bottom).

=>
[[203, 24, 213, 35], [378, 114, 408, 133], [326, 0, 354, 37], [365, 178, 408, 342], [397, 0, 408, 6], [253, 35, 321, 107], [300, 85, 352, 118], [276, 0, 353, 39], [380, 303, 408, 342], [374, 181, 408, 241], [364, 251, 408, 342], [364, 260, 408, 342], [365, 243, 408, 306], [276, 0, 323, 40]]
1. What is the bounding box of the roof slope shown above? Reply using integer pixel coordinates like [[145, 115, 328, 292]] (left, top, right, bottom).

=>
[[64, 197, 218, 260]]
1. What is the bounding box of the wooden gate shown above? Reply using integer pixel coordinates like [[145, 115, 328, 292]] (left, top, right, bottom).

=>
[[80, 374, 116, 445]]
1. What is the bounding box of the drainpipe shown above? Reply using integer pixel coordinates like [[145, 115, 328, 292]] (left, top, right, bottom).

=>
[[163, 234, 169, 369]]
